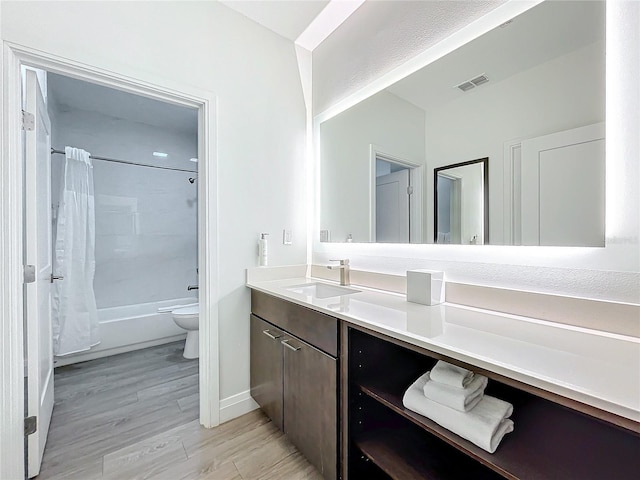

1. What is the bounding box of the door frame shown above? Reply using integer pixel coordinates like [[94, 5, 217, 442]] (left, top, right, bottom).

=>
[[369, 144, 423, 243], [1, 42, 220, 480]]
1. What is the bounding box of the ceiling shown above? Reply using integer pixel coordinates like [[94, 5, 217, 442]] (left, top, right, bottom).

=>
[[386, 0, 605, 111], [47, 73, 198, 134], [220, 0, 330, 42]]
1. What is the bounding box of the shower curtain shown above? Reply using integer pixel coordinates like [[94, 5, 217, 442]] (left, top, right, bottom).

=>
[[52, 146, 100, 356]]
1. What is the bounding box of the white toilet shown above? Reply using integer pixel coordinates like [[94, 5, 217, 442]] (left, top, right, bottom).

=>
[[172, 305, 199, 359]]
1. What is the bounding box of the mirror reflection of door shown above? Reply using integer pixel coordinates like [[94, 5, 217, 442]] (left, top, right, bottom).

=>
[[375, 159, 410, 243]]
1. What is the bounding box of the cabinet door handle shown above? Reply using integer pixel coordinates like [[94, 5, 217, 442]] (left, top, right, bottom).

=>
[[262, 329, 282, 340], [281, 339, 301, 351]]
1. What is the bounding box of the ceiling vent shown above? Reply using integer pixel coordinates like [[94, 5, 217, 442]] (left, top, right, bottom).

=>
[[455, 74, 489, 92]]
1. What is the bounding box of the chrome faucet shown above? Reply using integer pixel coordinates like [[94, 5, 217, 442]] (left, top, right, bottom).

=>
[[187, 285, 199, 291], [327, 259, 351, 286]]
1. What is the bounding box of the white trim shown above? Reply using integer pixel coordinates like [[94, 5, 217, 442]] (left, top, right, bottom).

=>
[[220, 390, 259, 424], [0, 42, 26, 480], [0, 42, 220, 479], [503, 138, 523, 246], [369, 145, 423, 244]]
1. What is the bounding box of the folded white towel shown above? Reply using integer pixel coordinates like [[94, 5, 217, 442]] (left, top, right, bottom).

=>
[[403, 373, 514, 453], [157, 302, 198, 313], [423, 371, 488, 412], [430, 360, 475, 388]]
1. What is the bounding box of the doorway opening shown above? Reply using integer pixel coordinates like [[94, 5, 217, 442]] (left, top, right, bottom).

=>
[[23, 66, 201, 478]]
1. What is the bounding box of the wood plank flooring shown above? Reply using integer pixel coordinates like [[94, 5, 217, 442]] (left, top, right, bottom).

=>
[[37, 342, 322, 480]]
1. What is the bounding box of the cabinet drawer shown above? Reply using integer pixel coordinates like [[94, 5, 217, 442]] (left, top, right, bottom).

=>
[[251, 290, 338, 357]]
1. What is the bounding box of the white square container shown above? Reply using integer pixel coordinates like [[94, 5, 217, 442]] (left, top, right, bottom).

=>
[[406, 269, 445, 306]]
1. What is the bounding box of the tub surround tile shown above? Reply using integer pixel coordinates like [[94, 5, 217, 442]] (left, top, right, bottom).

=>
[[53, 107, 198, 310]]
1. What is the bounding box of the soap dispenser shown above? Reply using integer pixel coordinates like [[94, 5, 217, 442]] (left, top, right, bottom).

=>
[[258, 233, 269, 266]]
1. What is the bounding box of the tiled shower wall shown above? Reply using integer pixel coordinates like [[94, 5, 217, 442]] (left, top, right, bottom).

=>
[[50, 105, 198, 309]]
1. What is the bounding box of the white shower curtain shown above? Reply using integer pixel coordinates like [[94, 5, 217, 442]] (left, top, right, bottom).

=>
[[52, 146, 100, 356]]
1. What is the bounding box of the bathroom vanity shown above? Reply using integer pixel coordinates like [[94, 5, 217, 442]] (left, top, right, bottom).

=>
[[248, 273, 639, 479]]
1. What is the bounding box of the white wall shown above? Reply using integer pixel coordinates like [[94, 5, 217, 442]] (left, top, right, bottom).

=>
[[50, 105, 198, 309], [313, 1, 640, 304], [320, 90, 425, 243], [425, 41, 604, 244], [1, 1, 306, 401]]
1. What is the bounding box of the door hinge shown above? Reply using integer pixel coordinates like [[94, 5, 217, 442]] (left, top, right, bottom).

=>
[[22, 110, 35, 131], [24, 416, 37, 436], [407, 186, 414, 195], [24, 265, 36, 284]]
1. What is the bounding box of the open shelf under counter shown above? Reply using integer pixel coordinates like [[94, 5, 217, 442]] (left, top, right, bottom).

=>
[[355, 427, 502, 480], [346, 326, 640, 480], [359, 382, 638, 480]]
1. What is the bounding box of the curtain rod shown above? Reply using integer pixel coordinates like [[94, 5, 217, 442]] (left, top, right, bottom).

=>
[[50, 148, 197, 174]]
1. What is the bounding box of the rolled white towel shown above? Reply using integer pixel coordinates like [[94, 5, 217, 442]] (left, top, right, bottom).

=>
[[403, 373, 514, 453], [423, 371, 488, 412], [430, 360, 475, 388]]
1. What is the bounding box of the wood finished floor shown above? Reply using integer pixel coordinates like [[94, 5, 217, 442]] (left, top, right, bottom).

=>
[[38, 341, 322, 480]]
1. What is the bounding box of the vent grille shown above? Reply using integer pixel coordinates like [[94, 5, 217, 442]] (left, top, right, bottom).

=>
[[455, 73, 489, 92], [471, 74, 489, 86], [457, 81, 475, 92]]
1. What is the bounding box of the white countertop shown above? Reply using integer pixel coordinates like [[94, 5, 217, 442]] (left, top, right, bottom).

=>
[[246, 274, 640, 423]]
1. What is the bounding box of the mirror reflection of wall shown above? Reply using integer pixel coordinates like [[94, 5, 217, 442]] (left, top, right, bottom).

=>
[[318, 0, 605, 247]]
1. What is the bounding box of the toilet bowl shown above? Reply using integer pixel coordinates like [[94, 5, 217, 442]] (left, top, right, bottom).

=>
[[172, 305, 199, 359]]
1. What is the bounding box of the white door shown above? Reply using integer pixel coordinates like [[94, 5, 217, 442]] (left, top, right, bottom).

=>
[[376, 169, 410, 243], [521, 123, 605, 247], [24, 69, 55, 478]]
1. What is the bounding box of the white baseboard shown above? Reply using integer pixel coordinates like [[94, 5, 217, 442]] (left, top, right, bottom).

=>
[[219, 389, 259, 424]]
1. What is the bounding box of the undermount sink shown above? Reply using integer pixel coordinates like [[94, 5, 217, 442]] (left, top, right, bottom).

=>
[[284, 282, 361, 299]]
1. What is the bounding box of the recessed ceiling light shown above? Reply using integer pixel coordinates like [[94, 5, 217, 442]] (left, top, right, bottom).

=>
[[153, 151, 168, 158], [190, 158, 198, 163]]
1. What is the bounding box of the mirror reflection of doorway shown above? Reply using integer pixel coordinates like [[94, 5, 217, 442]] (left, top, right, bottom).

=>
[[434, 157, 488, 245], [375, 158, 411, 243], [436, 174, 462, 244]]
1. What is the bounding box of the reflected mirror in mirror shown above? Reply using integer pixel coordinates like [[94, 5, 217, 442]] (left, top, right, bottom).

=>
[[435, 158, 488, 245], [319, 0, 605, 246]]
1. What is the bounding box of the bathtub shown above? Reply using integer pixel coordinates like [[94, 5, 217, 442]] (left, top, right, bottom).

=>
[[54, 297, 197, 367]]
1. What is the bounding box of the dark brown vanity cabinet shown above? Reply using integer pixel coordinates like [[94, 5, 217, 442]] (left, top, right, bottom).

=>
[[250, 314, 284, 429], [283, 333, 337, 480], [250, 291, 338, 480], [345, 326, 640, 480]]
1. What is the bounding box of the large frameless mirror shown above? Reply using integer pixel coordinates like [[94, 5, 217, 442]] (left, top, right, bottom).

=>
[[318, 0, 605, 246]]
